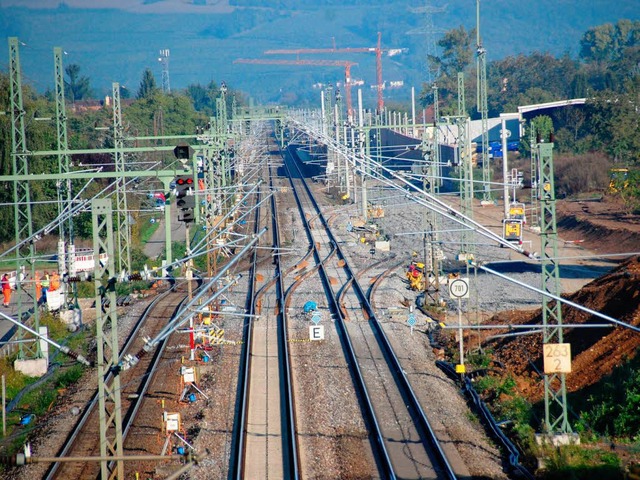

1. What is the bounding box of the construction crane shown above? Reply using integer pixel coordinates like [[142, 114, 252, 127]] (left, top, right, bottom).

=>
[[264, 32, 394, 114], [234, 58, 358, 118]]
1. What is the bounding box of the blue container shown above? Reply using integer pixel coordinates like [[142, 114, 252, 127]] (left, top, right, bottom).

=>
[[20, 414, 34, 425], [303, 301, 317, 313], [177, 446, 185, 455], [188, 393, 197, 403]]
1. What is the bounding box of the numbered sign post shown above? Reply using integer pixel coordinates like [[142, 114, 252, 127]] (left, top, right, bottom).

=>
[[449, 278, 469, 299], [543, 343, 572, 374], [449, 278, 469, 373]]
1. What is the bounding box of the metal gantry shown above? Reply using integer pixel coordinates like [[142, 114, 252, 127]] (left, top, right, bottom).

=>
[[537, 140, 571, 435]]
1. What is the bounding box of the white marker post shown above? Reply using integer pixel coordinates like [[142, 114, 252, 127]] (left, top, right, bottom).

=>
[[449, 278, 470, 374]]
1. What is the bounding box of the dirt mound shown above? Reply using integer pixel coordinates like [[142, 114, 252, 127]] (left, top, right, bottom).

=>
[[556, 196, 640, 255], [484, 255, 640, 402]]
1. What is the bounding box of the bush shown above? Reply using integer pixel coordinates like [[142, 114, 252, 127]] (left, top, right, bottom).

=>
[[554, 152, 613, 197], [538, 445, 622, 480]]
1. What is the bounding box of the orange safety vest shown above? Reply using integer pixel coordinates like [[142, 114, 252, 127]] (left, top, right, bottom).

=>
[[50, 273, 60, 291]]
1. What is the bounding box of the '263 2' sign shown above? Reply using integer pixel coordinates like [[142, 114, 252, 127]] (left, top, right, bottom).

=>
[[543, 343, 572, 374]]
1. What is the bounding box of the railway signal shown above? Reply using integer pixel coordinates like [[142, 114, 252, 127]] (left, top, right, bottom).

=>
[[175, 175, 195, 223]]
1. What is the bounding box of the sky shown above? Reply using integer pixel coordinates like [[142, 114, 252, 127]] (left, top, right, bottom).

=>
[[0, 0, 234, 14]]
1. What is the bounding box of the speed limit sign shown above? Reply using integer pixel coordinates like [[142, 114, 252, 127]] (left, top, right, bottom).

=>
[[449, 278, 469, 299]]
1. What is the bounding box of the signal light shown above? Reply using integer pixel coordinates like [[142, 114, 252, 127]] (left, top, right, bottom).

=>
[[174, 174, 196, 222], [176, 177, 194, 186]]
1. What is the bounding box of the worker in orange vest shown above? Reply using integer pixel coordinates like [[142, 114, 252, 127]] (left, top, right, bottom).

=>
[[49, 271, 60, 292], [1, 273, 11, 307], [40, 272, 50, 303], [35, 272, 42, 304]]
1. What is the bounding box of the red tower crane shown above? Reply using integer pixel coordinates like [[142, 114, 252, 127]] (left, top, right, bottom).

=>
[[264, 32, 388, 113], [234, 58, 358, 119]]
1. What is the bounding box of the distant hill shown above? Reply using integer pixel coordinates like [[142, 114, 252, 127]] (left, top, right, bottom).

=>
[[0, 0, 638, 106]]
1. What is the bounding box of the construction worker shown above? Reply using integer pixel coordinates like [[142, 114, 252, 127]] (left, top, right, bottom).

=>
[[35, 272, 42, 304], [1, 273, 11, 307], [49, 270, 60, 292], [40, 271, 50, 303]]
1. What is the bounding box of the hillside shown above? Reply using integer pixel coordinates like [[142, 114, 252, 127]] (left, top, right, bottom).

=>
[[0, 1, 638, 103]]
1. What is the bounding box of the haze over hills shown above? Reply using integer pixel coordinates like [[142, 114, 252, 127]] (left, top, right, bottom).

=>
[[0, 0, 638, 107]]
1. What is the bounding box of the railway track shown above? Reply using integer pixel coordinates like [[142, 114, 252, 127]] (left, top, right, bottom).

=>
[[231, 136, 299, 479], [44, 285, 188, 480], [282, 147, 458, 479]]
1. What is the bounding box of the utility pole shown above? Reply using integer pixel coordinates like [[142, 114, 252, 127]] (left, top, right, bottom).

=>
[[455, 72, 474, 260], [54, 47, 71, 243], [529, 125, 541, 229], [421, 85, 441, 308]]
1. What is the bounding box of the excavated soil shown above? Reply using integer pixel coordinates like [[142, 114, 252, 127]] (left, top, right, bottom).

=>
[[485, 196, 640, 402], [555, 196, 640, 255]]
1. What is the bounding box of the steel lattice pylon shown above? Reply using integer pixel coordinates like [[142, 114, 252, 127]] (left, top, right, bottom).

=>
[[113, 83, 132, 276], [455, 72, 474, 258], [421, 85, 441, 306], [476, 0, 491, 202], [54, 47, 72, 242], [538, 141, 571, 434], [92, 198, 124, 479], [9, 37, 40, 358]]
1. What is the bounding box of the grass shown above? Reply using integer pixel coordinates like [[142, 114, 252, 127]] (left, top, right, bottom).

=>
[[0, 314, 90, 460], [460, 343, 634, 478], [138, 218, 161, 244], [537, 445, 622, 480]]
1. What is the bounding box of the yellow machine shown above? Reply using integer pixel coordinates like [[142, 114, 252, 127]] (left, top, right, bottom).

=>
[[503, 218, 523, 244], [406, 261, 426, 291], [609, 167, 629, 193], [508, 202, 526, 224]]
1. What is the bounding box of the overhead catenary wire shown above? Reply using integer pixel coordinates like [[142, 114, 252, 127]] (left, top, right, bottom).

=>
[[287, 110, 639, 333]]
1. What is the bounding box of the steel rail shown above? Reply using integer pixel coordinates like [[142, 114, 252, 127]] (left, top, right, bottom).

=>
[[282, 150, 396, 479], [287, 151, 457, 479], [43, 285, 187, 480], [270, 158, 300, 479], [231, 150, 300, 479], [229, 183, 262, 480]]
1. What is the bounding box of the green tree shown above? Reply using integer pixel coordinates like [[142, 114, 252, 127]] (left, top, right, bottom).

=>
[[580, 20, 640, 64], [137, 68, 157, 100], [531, 115, 554, 142], [428, 25, 476, 78], [124, 90, 206, 138], [64, 64, 93, 102], [583, 88, 640, 164]]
